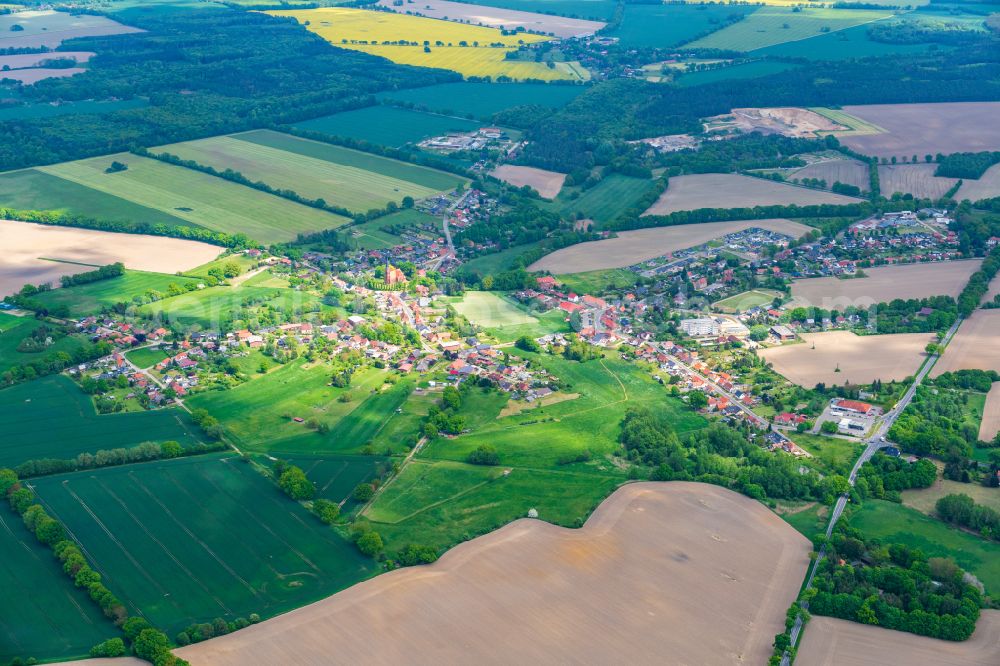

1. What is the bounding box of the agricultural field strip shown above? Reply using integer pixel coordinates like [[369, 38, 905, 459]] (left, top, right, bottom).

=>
[[37, 154, 349, 244], [373, 0, 605, 39], [152, 134, 443, 212]]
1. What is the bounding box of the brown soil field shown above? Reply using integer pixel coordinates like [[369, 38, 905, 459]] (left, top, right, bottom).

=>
[[177, 482, 810, 666], [0, 220, 222, 297], [838, 102, 1000, 159], [789, 260, 982, 310], [931, 309, 1000, 378], [956, 163, 1000, 202], [528, 218, 812, 273], [878, 163, 959, 199], [797, 610, 1000, 666], [791, 159, 869, 192], [0, 67, 86, 84], [759, 331, 934, 387], [489, 165, 567, 199], [642, 173, 861, 216], [374, 0, 605, 38], [704, 107, 846, 138], [0, 51, 93, 69], [979, 383, 1000, 443], [48, 660, 146, 666], [0, 11, 141, 49]]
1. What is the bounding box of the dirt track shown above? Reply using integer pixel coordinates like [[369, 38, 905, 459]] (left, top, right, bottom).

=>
[[789, 260, 982, 309], [643, 173, 861, 216], [0, 220, 222, 297], [931, 309, 1000, 378], [528, 218, 811, 273], [489, 165, 567, 199], [177, 482, 810, 666], [797, 611, 1000, 666], [760, 331, 934, 387]]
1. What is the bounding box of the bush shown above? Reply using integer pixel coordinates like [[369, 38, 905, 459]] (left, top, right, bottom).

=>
[[90, 637, 126, 658], [352, 482, 375, 502], [313, 498, 340, 524], [467, 444, 500, 466], [396, 543, 438, 566], [277, 465, 315, 501], [356, 530, 384, 557]]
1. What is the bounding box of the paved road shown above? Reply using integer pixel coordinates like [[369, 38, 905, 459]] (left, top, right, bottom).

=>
[[665, 352, 769, 428], [783, 317, 963, 661]]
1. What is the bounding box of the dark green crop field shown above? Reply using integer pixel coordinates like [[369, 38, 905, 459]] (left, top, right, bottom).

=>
[[377, 82, 586, 119], [293, 105, 480, 148], [0, 507, 120, 663], [610, 4, 757, 49], [0, 375, 203, 468], [32, 455, 375, 636]]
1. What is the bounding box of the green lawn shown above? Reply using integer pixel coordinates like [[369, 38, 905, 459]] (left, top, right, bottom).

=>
[[0, 507, 120, 663], [790, 433, 862, 476], [0, 374, 203, 469], [713, 288, 783, 313], [38, 153, 350, 244], [32, 455, 376, 636], [685, 7, 893, 52], [125, 345, 171, 369], [0, 313, 87, 374], [376, 82, 585, 119], [457, 240, 546, 277], [451, 291, 539, 328], [293, 105, 481, 148], [0, 168, 188, 229], [779, 502, 828, 539], [186, 361, 404, 455], [675, 60, 799, 87], [345, 208, 438, 250], [851, 500, 1000, 595], [483, 308, 571, 344], [611, 3, 757, 48], [549, 174, 656, 225], [554, 268, 639, 295], [31, 270, 200, 318]]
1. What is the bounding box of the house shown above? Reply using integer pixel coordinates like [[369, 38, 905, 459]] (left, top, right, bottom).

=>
[[832, 399, 876, 416], [770, 325, 796, 341], [536, 275, 558, 291]]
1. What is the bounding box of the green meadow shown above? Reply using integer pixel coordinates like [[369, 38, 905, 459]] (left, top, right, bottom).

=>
[[293, 105, 480, 148], [345, 208, 438, 250], [0, 374, 203, 469], [0, 312, 87, 374], [32, 455, 375, 636], [675, 60, 799, 87], [0, 507, 120, 663], [548, 174, 656, 225], [611, 3, 757, 49], [31, 270, 197, 318], [138, 283, 327, 329]]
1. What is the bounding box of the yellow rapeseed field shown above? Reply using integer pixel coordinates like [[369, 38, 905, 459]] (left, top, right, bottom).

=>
[[267, 7, 586, 81]]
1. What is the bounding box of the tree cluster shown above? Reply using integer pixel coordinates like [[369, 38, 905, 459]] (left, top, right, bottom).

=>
[[936, 493, 1000, 541], [59, 262, 125, 288], [855, 453, 937, 502]]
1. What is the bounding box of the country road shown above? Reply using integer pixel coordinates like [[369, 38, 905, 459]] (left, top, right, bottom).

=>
[[783, 316, 963, 661]]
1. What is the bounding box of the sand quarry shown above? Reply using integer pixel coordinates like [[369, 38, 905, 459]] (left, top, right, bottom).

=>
[[0, 220, 221, 297], [798, 611, 1000, 666], [529, 218, 811, 274], [789, 260, 982, 310], [931, 309, 1000, 378], [489, 165, 567, 199], [760, 330, 934, 387], [375, 0, 604, 38], [838, 102, 1000, 159], [643, 173, 861, 216], [703, 107, 847, 138], [176, 482, 810, 666]]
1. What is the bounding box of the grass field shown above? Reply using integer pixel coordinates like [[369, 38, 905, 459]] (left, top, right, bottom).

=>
[[902, 476, 1000, 516], [0, 312, 87, 374], [685, 7, 893, 52], [138, 283, 327, 329], [38, 153, 350, 244], [186, 362, 412, 455], [153, 129, 463, 213], [345, 208, 438, 250], [32, 455, 376, 636], [125, 345, 171, 369], [283, 454, 387, 504], [376, 82, 585, 119], [756, 21, 944, 60], [0, 168, 188, 228], [778, 501, 828, 538], [366, 353, 705, 551], [31, 270, 197, 318], [554, 268, 639, 295], [611, 3, 757, 48], [0, 506, 119, 663], [713, 288, 783, 313], [458, 240, 546, 277], [790, 433, 864, 476], [851, 499, 1000, 594], [451, 291, 538, 328], [549, 174, 655, 225], [294, 105, 481, 148], [0, 374, 203, 469], [270, 7, 581, 81], [675, 60, 798, 87]]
